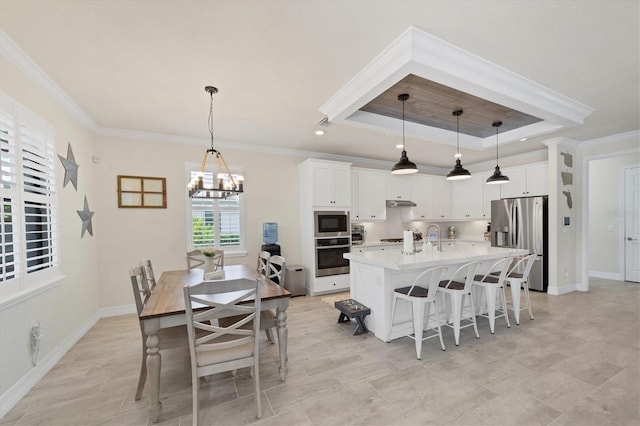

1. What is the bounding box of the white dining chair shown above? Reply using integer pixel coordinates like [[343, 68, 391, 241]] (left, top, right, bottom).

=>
[[257, 251, 271, 276], [140, 258, 157, 291], [183, 276, 263, 425], [186, 249, 204, 270], [261, 255, 286, 344], [129, 265, 189, 401]]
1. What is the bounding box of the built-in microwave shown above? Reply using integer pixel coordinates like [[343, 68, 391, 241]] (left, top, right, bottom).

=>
[[314, 211, 350, 238]]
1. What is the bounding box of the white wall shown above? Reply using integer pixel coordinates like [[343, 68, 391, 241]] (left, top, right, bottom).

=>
[[576, 132, 640, 287], [588, 155, 640, 279], [0, 58, 99, 399], [94, 135, 302, 309]]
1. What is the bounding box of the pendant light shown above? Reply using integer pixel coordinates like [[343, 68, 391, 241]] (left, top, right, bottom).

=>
[[188, 86, 245, 199], [446, 109, 471, 180], [391, 93, 418, 175], [486, 120, 510, 185]]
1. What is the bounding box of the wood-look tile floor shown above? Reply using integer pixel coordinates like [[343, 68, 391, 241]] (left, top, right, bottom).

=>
[[2, 278, 638, 425]]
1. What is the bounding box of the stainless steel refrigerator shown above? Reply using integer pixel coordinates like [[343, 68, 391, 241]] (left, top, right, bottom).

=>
[[491, 196, 548, 292]]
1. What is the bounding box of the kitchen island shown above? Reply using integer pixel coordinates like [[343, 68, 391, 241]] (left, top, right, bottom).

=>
[[343, 245, 528, 341]]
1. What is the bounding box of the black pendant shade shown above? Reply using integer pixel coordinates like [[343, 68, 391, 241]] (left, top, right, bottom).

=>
[[446, 109, 471, 180], [391, 93, 418, 175], [392, 149, 418, 174], [447, 158, 472, 180], [486, 120, 510, 185]]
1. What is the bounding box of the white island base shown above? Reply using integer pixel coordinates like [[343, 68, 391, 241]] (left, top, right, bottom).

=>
[[344, 245, 528, 342]]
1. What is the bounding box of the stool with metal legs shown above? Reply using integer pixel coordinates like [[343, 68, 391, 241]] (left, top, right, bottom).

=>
[[493, 254, 536, 325], [438, 261, 482, 346], [472, 257, 512, 334], [389, 265, 448, 359]]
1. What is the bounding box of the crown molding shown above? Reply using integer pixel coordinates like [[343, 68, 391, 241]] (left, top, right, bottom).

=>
[[578, 129, 640, 149], [0, 29, 98, 132], [320, 26, 595, 150], [542, 137, 581, 149]]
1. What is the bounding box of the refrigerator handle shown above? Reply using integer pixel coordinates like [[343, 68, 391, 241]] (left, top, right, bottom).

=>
[[532, 199, 542, 254]]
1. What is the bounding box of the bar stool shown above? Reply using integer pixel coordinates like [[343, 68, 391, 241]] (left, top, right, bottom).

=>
[[389, 266, 448, 359], [438, 261, 481, 346], [472, 257, 512, 334], [501, 254, 536, 325]]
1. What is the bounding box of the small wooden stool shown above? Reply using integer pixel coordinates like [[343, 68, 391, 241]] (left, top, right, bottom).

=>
[[334, 299, 371, 335]]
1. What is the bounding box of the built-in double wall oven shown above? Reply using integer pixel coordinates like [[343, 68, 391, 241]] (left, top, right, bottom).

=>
[[314, 211, 350, 277]]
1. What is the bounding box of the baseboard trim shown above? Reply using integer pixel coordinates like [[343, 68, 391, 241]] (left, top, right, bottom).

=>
[[97, 303, 136, 318], [0, 311, 100, 419], [588, 271, 623, 281], [547, 282, 579, 295]]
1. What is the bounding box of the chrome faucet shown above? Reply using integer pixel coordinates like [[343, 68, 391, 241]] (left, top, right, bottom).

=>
[[425, 224, 441, 252]]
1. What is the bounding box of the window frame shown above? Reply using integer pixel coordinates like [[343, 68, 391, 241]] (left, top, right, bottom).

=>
[[185, 161, 247, 257], [0, 92, 62, 306]]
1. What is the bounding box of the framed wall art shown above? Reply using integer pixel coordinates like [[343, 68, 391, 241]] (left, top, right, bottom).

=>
[[117, 175, 167, 208]]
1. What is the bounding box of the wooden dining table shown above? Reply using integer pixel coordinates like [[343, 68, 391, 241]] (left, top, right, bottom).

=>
[[139, 264, 291, 422]]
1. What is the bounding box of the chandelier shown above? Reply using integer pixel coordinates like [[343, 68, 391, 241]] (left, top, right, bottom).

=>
[[188, 86, 244, 199]]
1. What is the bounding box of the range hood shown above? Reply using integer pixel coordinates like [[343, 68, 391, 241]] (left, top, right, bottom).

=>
[[386, 200, 417, 208]]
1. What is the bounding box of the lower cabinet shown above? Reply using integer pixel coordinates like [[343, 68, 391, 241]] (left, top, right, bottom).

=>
[[308, 274, 350, 295]]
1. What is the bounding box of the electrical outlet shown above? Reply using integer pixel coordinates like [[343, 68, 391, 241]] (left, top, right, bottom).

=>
[[564, 269, 569, 278], [30, 320, 42, 366]]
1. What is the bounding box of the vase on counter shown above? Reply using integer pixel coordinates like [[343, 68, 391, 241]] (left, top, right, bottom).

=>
[[203, 256, 216, 273]]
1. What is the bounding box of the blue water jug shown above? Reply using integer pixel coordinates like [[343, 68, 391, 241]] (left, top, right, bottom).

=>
[[263, 222, 278, 245]]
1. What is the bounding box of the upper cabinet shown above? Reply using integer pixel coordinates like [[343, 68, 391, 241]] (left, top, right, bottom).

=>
[[482, 171, 502, 218], [500, 163, 548, 198], [406, 174, 433, 220], [451, 174, 483, 219], [430, 177, 452, 220], [385, 174, 412, 201], [299, 159, 352, 208], [353, 169, 386, 221]]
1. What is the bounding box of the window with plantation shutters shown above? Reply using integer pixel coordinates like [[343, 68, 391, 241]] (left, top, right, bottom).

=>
[[0, 93, 60, 303], [188, 168, 244, 252]]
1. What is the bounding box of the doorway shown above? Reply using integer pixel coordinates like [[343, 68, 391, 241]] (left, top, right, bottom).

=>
[[586, 155, 640, 284], [624, 166, 640, 282]]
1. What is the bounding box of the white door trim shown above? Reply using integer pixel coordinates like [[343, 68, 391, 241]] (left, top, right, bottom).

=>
[[581, 149, 640, 292], [624, 165, 640, 282]]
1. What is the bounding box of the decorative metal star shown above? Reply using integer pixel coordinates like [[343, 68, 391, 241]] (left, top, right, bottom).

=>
[[76, 196, 94, 237], [58, 143, 79, 190]]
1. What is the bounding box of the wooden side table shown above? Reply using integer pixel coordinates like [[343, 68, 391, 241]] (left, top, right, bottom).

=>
[[334, 299, 371, 335]]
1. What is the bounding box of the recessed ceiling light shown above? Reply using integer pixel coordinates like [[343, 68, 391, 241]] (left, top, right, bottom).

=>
[[520, 137, 527, 141], [315, 130, 325, 136]]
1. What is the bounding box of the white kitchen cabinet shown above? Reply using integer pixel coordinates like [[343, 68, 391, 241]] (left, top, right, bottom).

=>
[[406, 174, 433, 220], [451, 174, 483, 219], [385, 174, 412, 201], [525, 163, 548, 196], [500, 163, 548, 198], [355, 169, 386, 221], [310, 274, 350, 294], [351, 170, 359, 220], [482, 171, 502, 219], [298, 158, 352, 296], [431, 176, 452, 220], [310, 161, 351, 207]]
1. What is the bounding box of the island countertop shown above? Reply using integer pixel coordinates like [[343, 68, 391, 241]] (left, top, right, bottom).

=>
[[344, 245, 528, 271], [345, 244, 529, 341]]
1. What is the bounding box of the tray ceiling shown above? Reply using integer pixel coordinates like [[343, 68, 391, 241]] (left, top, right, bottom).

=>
[[361, 74, 543, 139], [321, 27, 595, 151]]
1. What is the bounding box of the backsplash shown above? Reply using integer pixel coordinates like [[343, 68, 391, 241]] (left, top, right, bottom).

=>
[[355, 214, 490, 243]]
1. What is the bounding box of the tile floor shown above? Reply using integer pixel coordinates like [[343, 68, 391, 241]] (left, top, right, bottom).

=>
[[2, 278, 638, 425]]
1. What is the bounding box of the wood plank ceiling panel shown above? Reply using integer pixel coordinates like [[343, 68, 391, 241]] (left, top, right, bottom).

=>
[[360, 74, 543, 138]]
